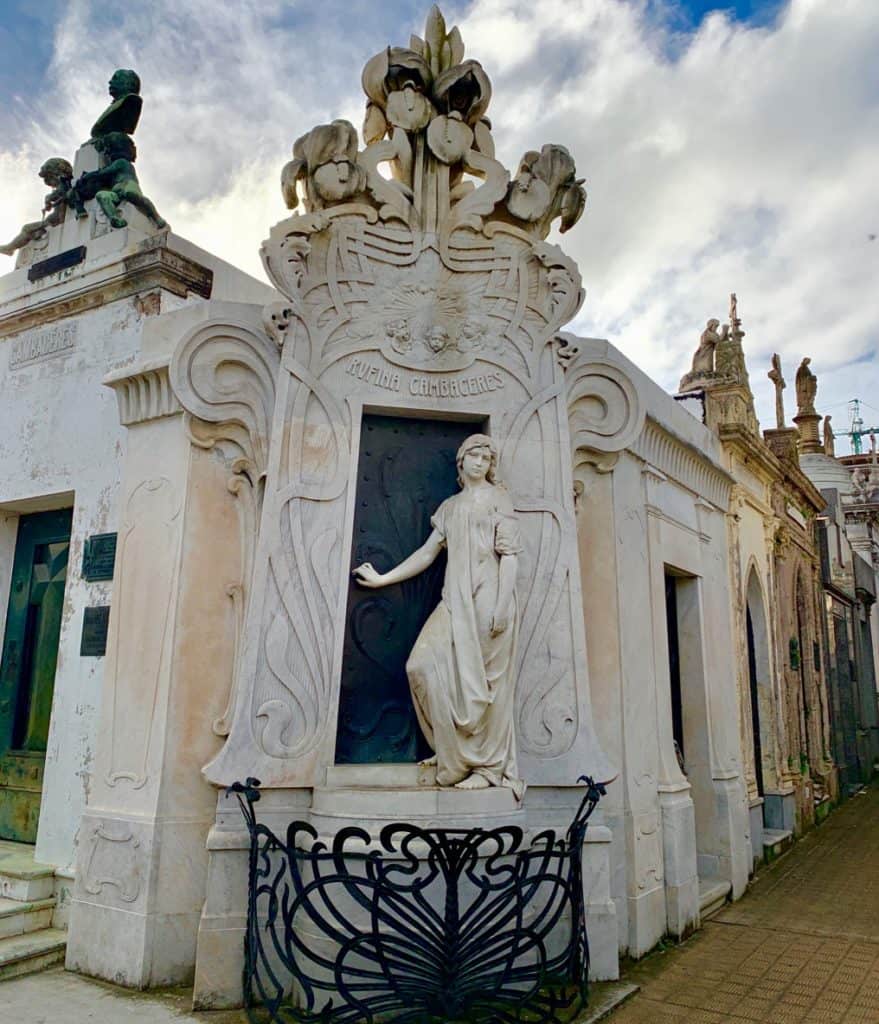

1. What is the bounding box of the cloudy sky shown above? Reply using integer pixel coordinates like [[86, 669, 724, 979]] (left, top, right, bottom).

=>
[[1, 0, 877, 450]]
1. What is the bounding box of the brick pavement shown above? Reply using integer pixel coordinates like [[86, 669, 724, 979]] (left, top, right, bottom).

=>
[[605, 784, 879, 1024]]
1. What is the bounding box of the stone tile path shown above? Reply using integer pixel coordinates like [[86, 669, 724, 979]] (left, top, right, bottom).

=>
[[605, 785, 879, 1024]]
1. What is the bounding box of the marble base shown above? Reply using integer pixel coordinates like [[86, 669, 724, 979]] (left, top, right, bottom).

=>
[[658, 787, 700, 940], [763, 790, 796, 833], [66, 812, 212, 989], [748, 798, 765, 872]]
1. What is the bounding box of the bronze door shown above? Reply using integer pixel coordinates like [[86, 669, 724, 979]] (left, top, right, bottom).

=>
[[335, 415, 479, 764], [0, 508, 72, 843]]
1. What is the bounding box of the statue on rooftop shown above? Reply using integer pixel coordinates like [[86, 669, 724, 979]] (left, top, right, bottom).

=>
[[71, 132, 167, 230], [353, 434, 524, 797], [90, 69, 142, 141], [678, 317, 729, 393], [0, 158, 74, 257], [693, 318, 727, 375], [795, 357, 818, 417], [823, 416, 835, 457]]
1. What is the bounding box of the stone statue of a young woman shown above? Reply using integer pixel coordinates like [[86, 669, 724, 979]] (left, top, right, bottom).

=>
[[353, 433, 524, 796]]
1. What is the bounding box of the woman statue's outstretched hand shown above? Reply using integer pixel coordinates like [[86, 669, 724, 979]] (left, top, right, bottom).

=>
[[352, 562, 385, 588], [490, 609, 509, 637]]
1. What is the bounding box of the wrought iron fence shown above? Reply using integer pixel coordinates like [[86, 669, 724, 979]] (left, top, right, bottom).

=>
[[228, 775, 605, 1024]]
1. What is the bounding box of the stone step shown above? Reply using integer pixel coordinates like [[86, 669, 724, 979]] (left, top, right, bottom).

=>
[[763, 828, 793, 862], [0, 896, 56, 940], [698, 878, 731, 920], [0, 840, 55, 901], [0, 928, 66, 982]]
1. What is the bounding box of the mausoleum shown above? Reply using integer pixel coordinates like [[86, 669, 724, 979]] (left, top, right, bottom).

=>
[[0, 8, 769, 1006]]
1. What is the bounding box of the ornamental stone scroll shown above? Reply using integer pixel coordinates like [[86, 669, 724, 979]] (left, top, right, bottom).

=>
[[564, 341, 646, 477]]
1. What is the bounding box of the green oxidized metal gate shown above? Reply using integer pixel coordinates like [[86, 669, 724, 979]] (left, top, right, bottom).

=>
[[0, 508, 72, 843]]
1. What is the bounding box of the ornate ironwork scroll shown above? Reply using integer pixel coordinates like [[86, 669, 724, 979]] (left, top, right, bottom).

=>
[[228, 776, 605, 1024]]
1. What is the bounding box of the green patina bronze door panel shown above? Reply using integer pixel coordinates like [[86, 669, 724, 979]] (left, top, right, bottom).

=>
[[335, 415, 480, 764], [0, 508, 72, 843]]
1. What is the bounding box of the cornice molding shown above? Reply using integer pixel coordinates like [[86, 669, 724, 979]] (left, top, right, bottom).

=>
[[719, 421, 825, 513], [632, 416, 734, 510], [0, 241, 213, 340]]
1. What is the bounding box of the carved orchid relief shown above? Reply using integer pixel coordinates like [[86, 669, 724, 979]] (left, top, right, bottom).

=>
[[274, 5, 586, 242]]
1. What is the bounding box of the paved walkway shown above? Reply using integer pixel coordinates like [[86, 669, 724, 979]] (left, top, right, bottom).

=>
[[607, 784, 879, 1024]]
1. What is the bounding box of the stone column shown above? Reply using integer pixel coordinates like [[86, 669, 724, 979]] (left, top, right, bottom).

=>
[[66, 363, 240, 987], [794, 413, 823, 455]]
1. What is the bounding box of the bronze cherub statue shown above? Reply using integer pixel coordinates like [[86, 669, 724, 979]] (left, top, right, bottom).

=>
[[0, 158, 74, 256]]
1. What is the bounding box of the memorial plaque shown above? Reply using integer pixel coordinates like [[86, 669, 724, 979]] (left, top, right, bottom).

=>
[[80, 606, 110, 657], [82, 533, 117, 582], [27, 245, 87, 282]]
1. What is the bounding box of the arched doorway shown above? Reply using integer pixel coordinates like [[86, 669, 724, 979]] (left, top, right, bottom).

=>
[[745, 568, 773, 800]]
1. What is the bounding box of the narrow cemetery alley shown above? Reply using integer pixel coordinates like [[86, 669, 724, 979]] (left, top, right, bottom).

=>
[[605, 784, 879, 1024]]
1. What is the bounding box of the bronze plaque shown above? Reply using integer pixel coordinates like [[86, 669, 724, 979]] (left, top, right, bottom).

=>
[[82, 533, 117, 581], [80, 606, 110, 657], [27, 245, 87, 282]]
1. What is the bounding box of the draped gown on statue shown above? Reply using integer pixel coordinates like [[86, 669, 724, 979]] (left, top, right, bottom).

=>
[[405, 486, 524, 796]]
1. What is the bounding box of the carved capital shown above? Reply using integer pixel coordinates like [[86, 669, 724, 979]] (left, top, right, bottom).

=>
[[104, 362, 182, 426]]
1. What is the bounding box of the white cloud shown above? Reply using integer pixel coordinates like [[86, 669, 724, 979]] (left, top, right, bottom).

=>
[[1, 0, 877, 447]]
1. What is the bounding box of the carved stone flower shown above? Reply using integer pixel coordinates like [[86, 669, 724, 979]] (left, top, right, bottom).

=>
[[505, 144, 587, 235], [281, 120, 366, 211], [432, 61, 491, 125], [362, 47, 435, 142], [426, 112, 474, 164]]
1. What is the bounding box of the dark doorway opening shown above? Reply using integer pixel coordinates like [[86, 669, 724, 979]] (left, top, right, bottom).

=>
[[335, 413, 482, 764], [665, 572, 685, 769], [746, 606, 765, 797]]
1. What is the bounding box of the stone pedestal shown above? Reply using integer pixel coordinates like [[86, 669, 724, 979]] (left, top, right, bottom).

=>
[[658, 785, 700, 940], [704, 381, 759, 435], [763, 427, 800, 465], [66, 375, 241, 987], [794, 413, 823, 455]]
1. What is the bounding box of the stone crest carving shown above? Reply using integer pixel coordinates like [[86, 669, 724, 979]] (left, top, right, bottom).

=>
[[169, 6, 611, 789]]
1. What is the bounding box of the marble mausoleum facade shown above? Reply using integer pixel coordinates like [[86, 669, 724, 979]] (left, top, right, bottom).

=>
[[0, 7, 876, 1008]]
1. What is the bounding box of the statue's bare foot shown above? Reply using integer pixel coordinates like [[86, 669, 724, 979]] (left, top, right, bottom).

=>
[[111, 216, 128, 229], [418, 755, 437, 767], [455, 773, 490, 790]]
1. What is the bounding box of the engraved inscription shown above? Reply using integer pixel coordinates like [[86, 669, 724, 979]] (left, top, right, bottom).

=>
[[346, 358, 401, 392], [345, 357, 505, 399], [82, 533, 118, 582], [9, 323, 77, 369], [408, 372, 505, 398]]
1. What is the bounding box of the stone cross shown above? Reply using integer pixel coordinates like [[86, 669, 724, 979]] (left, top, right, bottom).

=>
[[768, 353, 786, 429]]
